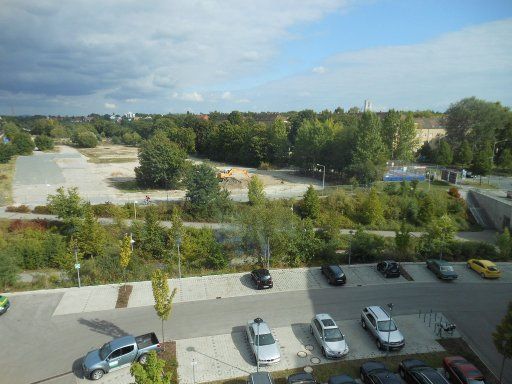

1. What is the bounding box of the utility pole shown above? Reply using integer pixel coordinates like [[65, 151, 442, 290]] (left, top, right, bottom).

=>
[[177, 235, 182, 279], [74, 247, 81, 288], [316, 163, 326, 190], [387, 303, 393, 355]]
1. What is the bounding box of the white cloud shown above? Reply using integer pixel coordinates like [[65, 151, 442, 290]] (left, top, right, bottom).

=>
[[236, 98, 251, 103], [125, 98, 138, 103], [172, 92, 204, 102], [221, 91, 232, 100], [104, 102, 116, 109], [312, 66, 326, 74]]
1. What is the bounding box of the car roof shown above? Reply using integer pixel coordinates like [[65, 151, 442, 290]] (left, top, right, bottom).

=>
[[315, 313, 337, 328], [456, 363, 483, 377], [253, 269, 270, 275], [288, 372, 316, 383], [327, 374, 356, 384], [325, 265, 343, 272], [249, 372, 274, 384], [249, 320, 271, 334], [444, 356, 467, 364], [478, 260, 497, 267], [109, 335, 136, 350], [417, 369, 448, 383], [383, 260, 398, 264], [362, 361, 387, 372], [367, 306, 390, 320], [429, 259, 451, 265], [403, 359, 428, 369], [373, 371, 400, 383]]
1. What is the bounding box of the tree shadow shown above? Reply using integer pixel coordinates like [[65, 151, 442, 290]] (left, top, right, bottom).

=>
[[78, 318, 129, 338]]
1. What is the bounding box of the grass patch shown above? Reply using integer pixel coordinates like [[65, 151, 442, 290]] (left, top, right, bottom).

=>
[[0, 158, 16, 205], [115, 284, 133, 308], [438, 338, 500, 384], [111, 180, 143, 192], [88, 157, 137, 164], [208, 351, 448, 384]]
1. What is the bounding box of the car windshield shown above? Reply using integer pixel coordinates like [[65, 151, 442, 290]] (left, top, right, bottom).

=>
[[377, 320, 397, 332], [487, 266, 498, 271], [256, 333, 275, 346], [468, 380, 485, 384], [440, 266, 454, 272], [99, 343, 112, 360], [324, 328, 344, 342]]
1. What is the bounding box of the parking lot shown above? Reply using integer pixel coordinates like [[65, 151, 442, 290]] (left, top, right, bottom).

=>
[[176, 314, 450, 383]]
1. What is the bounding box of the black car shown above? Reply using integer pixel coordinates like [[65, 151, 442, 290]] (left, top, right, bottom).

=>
[[376, 260, 401, 278], [251, 268, 273, 289], [360, 361, 401, 384], [321, 265, 347, 285], [247, 372, 275, 384], [426, 259, 458, 280], [399, 359, 449, 384], [327, 374, 356, 384], [287, 372, 317, 384]]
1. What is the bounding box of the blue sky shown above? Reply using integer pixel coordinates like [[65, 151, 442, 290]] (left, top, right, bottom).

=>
[[0, 0, 511, 115]]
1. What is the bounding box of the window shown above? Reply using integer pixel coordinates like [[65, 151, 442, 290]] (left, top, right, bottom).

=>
[[377, 320, 397, 332], [314, 319, 322, 334], [109, 348, 123, 359], [99, 343, 112, 360], [121, 345, 135, 355], [367, 314, 377, 327], [440, 266, 454, 272], [324, 328, 343, 342], [249, 328, 255, 341], [255, 332, 275, 346]]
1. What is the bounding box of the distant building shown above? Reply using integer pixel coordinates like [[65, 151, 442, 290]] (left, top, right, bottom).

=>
[[124, 112, 135, 119], [198, 114, 209, 121], [414, 117, 446, 150], [363, 100, 372, 112]]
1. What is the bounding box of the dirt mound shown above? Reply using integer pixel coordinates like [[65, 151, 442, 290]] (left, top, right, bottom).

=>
[[221, 177, 249, 189]]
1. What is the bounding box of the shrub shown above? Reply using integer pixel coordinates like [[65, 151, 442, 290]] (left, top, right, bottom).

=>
[[448, 187, 461, 199], [6, 205, 31, 213], [34, 135, 54, 151], [32, 205, 52, 214], [8, 219, 48, 232], [73, 131, 98, 148]]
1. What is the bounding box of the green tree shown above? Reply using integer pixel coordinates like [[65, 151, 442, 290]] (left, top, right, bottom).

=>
[[0, 250, 19, 289], [301, 185, 320, 220], [151, 270, 177, 350], [12, 132, 35, 155], [360, 188, 384, 225], [248, 175, 265, 206], [135, 131, 187, 188], [293, 119, 340, 169], [31, 118, 60, 136], [181, 227, 227, 269], [134, 206, 166, 259], [497, 228, 512, 261], [34, 135, 54, 151], [395, 221, 412, 260], [0, 143, 16, 163], [382, 110, 401, 159], [499, 148, 512, 170], [73, 131, 98, 148], [47, 187, 86, 232], [418, 194, 435, 224], [423, 214, 456, 259], [75, 205, 107, 259], [119, 233, 132, 284], [185, 163, 231, 219], [349, 230, 386, 263], [455, 140, 473, 167], [471, 143, 493, 182], [131, 351, 172, 384], [267, 118, 289, 164], [435, 140, 453, 166], [395, 113, 418, 161], [493, 301, 512, 384]]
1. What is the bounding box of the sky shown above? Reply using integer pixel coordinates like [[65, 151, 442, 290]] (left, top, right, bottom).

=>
[[0, 0, 511, 115]]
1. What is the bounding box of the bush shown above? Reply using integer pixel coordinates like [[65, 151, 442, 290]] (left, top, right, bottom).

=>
[[418, 240, 498, 262], [8, 219, 48, 232], [32, 205, 52, 214], [73, 131, 98, 148], [448, 187, 461, 199], [12, 132, 35, 155], [0, 143, 16, 163], [34, 135, 54, 151], [6, 205, 31, 213]]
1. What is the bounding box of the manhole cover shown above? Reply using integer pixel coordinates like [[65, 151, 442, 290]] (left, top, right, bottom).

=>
[[297, 351, 307, 358], [304, 344, 314, 351], [304, 366, 313, 373], [310, 357, 321, 364]]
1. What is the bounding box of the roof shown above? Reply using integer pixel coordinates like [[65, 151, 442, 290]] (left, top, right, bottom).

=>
[[367, 306, 390, 320], [248, 372, 274, 384], [109, 335, 136, 350], [479, 260, 497, 267]]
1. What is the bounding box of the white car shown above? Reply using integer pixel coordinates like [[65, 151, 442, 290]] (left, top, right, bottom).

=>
[[245, 318, 280, 365], [310, 313, 349, 358]]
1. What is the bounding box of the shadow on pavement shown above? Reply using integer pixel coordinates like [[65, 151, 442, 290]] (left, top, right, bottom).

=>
[[78, 318, 129, 338], [187, 344, 251, 375], [239, 274, 256, 290], [231, 326, 254, 365], [72, 357, 85, 380], [291, 322, 317, 354]]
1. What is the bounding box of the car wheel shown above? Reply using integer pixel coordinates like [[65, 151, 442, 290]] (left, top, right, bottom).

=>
[[138, 354, 148, 364], [321, 347, 326, 357], [480, 272, 486, 278], [399, 367, 405, 379], [91, 369, 104, 380], [361, 318, 367, 329], [376, 340, 382, 350]]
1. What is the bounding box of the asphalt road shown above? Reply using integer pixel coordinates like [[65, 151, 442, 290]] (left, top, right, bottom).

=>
[[1, 282, 511, 384]]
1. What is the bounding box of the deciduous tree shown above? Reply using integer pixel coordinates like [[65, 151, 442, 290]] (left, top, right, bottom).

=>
[[301, 185, 320, 220], [493, 301, 512, 384], [151, 270, 177, 350], [248, 175, 265, 206], [130, 350, 172, 384]]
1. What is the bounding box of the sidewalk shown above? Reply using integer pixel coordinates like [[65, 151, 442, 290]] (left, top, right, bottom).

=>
[[5, 262, 509, 316]]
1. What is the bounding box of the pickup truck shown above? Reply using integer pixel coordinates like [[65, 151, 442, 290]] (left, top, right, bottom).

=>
[[82, 332, 161, 380]]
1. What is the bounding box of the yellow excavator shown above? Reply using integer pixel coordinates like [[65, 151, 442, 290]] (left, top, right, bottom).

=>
[[217, 168, 250, 180]]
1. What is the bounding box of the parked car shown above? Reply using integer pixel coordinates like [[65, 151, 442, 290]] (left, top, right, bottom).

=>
[[361, 306, 405, 350], [245, 318, 280, 365], [443, 356, 486, 384], [327, 374, 357, 384], [376, 260, 401, 278], [321, 265, 347, 285], [399, 359, 450, 384], [0, 295, 10, 315], [82, 332, 161, 380], [287, 372, 317, 384], [251, 268, 273, 289], [310, 313, 349, 358], [247, 372, 275, 384], [426, 259, 458, 280], [466, 259, 501, 279], [360, 361, 401, 384]]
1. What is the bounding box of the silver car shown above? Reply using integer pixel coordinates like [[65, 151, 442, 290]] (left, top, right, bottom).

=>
[[361, 306, 405, 350], [245, 318, 280, 365], [310, 313, 349, 358]]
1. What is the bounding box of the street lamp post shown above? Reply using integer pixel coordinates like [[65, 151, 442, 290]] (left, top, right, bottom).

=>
[[254, 317, 263, 372], [387, 303, 393, 355], [316, 163, 326, 190], [348, 230, 354, 265], [74, 247, 81, 288], [191, 359, 197, 384], [130, 233, 135, 252], [177, 235, 182, 279]]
